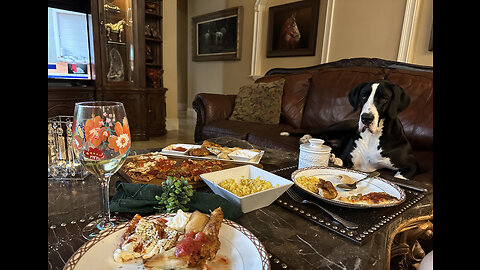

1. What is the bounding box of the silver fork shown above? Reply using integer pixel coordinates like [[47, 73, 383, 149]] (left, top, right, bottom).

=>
[[285, 188, 358, 230]]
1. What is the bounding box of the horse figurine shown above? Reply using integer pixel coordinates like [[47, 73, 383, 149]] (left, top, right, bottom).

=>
[[277, 12, 301, 49], [105, 19, 126, 42]]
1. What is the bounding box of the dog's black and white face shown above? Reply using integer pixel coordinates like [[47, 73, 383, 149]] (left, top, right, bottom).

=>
[[348, 80, 410, 133]]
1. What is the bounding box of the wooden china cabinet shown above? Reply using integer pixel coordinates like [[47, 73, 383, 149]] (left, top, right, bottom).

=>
[[90, 0, 167, 140], [46, 0, 167, 141]]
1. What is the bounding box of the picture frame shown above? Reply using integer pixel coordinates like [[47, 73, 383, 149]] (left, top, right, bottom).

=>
[[266, 0, 320, 58], [192, 6, 243, 61]]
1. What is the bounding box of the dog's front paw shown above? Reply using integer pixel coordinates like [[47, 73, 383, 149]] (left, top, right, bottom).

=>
[[299, 134, 313, 144], [330, 153, 343, 166], [394, 172, 408, 180]]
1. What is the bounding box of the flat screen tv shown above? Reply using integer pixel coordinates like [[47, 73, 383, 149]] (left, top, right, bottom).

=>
[[48, 7, 95, 80]]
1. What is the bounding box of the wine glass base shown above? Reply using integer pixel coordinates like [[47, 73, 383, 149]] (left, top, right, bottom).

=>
[[81, 217, 122, 240]]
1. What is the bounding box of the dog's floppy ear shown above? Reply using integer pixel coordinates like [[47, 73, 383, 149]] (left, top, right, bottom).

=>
[[388, 84, 410, 119], [348, 82, 369, 112]]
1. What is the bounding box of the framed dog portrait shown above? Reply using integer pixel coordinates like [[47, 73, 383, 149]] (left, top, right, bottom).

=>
[[266, 0, 320, 58], [192, 6, 243, 61]]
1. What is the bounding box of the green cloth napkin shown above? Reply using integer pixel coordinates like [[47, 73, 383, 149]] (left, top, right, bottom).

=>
[[110, 182, 243, 220]]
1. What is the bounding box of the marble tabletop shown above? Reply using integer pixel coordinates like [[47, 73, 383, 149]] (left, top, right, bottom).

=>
[[48, 138, 433, 270]]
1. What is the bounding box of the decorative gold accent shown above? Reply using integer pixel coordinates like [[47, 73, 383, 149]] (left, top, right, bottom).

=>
[[387, 213, 433, 270]]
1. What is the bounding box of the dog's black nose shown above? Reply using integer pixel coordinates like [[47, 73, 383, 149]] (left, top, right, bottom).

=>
[[361, 113, 374, 125]]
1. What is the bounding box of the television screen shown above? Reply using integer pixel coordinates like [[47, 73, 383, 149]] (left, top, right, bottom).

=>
[[48, 7, 95, 80]]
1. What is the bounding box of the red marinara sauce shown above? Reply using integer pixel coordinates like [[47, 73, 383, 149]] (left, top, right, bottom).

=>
[[175, 231, 210, 257]]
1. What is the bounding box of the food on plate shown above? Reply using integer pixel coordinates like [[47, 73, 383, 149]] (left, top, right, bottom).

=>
[[114, 207, 224, 269], [113, 213, 179, 262], [296, 172, 401, 205], [186, 147, 211, 156], [338, 192, 400, 205], [296, 175, 320, 193], [201, 140, 223, 149], [217, 152, 230, 160], [336, 174, 355, 185], [144, 207, 224, 269], [185, 211, 210, 233], [122, 153, 224, 183], [316, 178, 338, 199], [218, 176, 277, 197], [166, 140, 263, 163], [295, 175, 337, 199], [163, 144, 190, 152], [186, 141, 222, 157], [227, 149, 261, 161]]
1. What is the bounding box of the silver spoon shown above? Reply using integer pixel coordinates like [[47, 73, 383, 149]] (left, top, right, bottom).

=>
[[336, 171, 380, 190]]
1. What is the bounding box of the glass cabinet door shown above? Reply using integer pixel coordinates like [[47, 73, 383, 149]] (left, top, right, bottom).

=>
[[101, 0, 136, 84]]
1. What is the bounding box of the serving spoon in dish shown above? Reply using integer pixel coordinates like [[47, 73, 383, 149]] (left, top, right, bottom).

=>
[[336, 171, 380, 190]]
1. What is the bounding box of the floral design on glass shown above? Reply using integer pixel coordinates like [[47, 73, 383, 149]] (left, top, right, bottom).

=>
[[75, 114, 131, 159], [108, 121, 131, 155], [83, 147, 106, 160]]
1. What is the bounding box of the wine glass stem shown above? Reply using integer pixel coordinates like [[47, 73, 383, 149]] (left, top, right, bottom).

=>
[[100, 176, 112, 228]]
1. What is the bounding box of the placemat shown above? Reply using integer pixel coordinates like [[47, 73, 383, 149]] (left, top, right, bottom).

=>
[[275, 187, 426, 245]]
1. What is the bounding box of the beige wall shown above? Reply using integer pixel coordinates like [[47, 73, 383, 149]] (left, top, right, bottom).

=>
[[187, 0, 255, 105], [164, 0, 433, 116], [328, 0, 406, 62]]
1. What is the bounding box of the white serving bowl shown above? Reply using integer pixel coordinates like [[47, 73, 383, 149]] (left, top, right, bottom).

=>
[[200, 165, 293, 213]]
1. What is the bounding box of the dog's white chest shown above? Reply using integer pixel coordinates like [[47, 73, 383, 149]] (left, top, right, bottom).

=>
[[350, 121, 396, 172]]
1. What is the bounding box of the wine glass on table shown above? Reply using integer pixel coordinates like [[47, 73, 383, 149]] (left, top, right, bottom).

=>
[[72, 101, 131, 240]]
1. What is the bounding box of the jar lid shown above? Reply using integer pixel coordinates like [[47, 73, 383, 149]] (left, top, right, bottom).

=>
[[300, 138, 331, 153]]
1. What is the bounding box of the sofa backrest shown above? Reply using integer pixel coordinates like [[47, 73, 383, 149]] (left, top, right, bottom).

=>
[[262, 58, 433, 151]]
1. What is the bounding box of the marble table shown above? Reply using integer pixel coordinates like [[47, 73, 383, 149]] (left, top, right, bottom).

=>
[[48, 137, 433, 270]]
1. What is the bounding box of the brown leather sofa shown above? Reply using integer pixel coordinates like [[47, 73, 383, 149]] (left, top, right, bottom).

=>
[[192, 58, 433, 186]]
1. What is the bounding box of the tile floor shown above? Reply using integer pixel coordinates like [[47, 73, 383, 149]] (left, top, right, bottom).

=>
[[130, 111, 197, 150]]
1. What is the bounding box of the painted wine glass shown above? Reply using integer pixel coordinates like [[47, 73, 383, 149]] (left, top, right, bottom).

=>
[[72, 101, 131, 239]]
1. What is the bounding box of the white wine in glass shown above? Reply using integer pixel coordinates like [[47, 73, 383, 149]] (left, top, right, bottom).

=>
[[72, 101, 131, 239]]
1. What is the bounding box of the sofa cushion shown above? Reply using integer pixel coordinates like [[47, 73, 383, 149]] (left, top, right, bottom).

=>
[[229, 79, 285, 124], [385, 69, 433, 151], [301, 67, 387, 130], [256, 72, 313, 128]]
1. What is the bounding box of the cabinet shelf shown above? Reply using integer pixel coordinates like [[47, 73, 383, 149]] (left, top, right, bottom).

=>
[[146, 63, 162, 68], [107, 40, 126, 46], [145, 11, 162, 19], [145, 37, 162, 43]]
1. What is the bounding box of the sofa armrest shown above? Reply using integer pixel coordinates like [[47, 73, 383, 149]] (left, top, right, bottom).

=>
[[192, 93, 237, 142]]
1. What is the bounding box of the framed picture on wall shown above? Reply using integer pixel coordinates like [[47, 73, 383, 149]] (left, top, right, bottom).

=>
[[192, 6, 243, 61], [267, 0, 320, 58]]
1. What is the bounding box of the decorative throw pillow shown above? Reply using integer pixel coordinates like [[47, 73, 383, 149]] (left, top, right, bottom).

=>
[[229, 78, 285, 124], [256, 72, 313, 128]]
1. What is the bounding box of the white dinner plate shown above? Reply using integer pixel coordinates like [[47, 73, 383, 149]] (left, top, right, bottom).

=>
[[64, 213, 270, 270], [291, 166, 406, 209], [160, 144, 265, 165], [161, 143, 200, 155]]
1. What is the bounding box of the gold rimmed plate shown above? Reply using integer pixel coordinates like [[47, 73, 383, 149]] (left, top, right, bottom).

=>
[[64, 213, 270, 270]]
